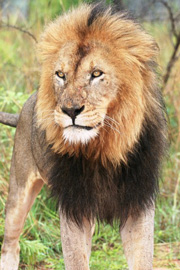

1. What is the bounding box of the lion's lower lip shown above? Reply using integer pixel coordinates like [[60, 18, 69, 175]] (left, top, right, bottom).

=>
[[74, 125, 93, 130], [65, 123, 101, 131]]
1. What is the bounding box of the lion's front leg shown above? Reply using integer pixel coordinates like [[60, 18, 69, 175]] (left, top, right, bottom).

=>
[[60, 211, 95, 270], [120, 206, 155, 270], [0, 157, 44, 270]]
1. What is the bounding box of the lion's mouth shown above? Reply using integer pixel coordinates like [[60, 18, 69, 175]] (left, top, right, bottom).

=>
[[65, 122, 101, 131]]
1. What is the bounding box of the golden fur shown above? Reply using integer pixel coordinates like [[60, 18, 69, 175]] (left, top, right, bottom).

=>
[[36, 4, 161, 166]]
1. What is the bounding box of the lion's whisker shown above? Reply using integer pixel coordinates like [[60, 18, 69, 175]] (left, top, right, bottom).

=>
[[97, 115, 121, 135], [97, 112, 121, 128], [103, 119, 121, 135], [105, 115, 121, 127]]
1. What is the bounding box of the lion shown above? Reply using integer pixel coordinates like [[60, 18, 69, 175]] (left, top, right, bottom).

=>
[[0, 3, 167, 270]]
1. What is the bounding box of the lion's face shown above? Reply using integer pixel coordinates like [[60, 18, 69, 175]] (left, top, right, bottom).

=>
[[53, 41, 119, 144]]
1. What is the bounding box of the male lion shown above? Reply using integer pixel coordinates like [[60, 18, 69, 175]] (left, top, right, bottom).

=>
[[0, 3, 166, 270]]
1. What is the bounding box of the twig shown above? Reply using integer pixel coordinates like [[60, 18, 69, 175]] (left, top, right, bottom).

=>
[[154, 0, 180, 89], [163, 34, 180, 87], [158, 0, 178, 39], [0, 23, 37, 43]]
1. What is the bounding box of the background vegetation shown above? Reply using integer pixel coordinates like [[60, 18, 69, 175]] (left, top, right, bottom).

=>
[[0, 0, 180, 269]]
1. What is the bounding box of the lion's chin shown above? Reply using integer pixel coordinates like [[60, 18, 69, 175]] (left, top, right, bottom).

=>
[[62, 126, 99, 145]]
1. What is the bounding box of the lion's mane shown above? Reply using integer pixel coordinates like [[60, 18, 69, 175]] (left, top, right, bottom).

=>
[[34, 3, 167, 226]]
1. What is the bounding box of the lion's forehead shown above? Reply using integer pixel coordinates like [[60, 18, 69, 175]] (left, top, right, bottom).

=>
[[55, 40, 113, 74]]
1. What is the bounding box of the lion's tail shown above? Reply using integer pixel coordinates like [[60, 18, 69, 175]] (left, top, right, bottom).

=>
[[0, 112, 19, 127]]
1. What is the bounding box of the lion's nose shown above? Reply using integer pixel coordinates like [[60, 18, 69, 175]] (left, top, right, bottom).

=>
[[61, 105, 85, 121]]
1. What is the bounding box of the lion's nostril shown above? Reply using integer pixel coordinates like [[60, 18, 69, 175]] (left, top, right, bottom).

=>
[[61, 105, 85, 121]]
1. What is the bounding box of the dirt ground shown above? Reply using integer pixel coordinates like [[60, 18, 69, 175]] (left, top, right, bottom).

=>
[[154, 242, 180, 269]]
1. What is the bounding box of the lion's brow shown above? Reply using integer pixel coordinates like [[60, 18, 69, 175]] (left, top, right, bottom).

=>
[[74, 45, 91, 73]]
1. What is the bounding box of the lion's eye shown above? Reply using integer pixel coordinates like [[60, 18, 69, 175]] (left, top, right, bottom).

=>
[[56, 71, 66, 79], [91, 70, 103, 78]]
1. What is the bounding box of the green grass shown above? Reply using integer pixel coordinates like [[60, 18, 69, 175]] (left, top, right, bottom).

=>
[[0, 1, 180, 269]]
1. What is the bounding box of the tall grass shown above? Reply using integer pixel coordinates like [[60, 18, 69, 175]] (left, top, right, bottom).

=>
[[0, 1, 180, 269]]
